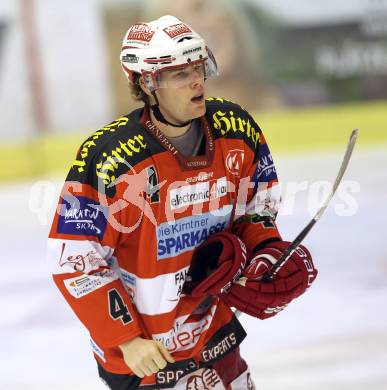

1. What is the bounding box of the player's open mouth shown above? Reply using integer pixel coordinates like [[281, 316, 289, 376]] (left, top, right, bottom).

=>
[[191, 94, 204, 103]]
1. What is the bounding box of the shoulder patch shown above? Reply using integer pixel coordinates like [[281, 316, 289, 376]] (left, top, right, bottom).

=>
[[66, 111, 165, 194], [94, 132, 148, 186], [205, 97, 261, 150], [72, 117, 130, 175]]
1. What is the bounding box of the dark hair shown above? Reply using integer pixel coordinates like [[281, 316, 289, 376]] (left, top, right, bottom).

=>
[[129, 73, 148, 103]]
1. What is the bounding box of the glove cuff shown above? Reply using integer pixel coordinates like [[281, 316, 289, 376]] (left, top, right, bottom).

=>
[[252, 237, 282, 255]]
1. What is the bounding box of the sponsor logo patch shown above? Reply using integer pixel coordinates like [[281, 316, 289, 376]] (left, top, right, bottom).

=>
[[201, 332, 237, 362], [156, 206, 232, 260], [120, 269, 136, 300], [182, 46, 202, 56], [95, 133, 147, 185], [64, 269, 118, 298], [90, 338, 105, 362], [59, 242, 107, 273], [126, 23, 154, 42], [154, 303, 216, 352], [57, 196, 108, 240], [72, 117, 129, 174], [121, 53, 139, 63], [156, 358, 197, 387], [253, 142, 277, 183], [185, 171, 214, 183], [169, 177, 228, 210], [212, 110, 260, 147], [163, 23, 192, 39], [186, 368, 222, 389], [200, 315, 246, 363]]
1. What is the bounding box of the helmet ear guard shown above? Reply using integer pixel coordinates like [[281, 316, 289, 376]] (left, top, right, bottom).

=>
[[204, 46, 218, 79], [141, 72, 158, 93]]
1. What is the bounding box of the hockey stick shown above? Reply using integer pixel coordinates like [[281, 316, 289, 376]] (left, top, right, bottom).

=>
[[261, 128, 359, 282], [234, 129, 359, 318]]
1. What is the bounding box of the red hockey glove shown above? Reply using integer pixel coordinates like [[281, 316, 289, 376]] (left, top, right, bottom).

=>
[[183, 232, 248, 297], [221, 241, 318, 319]]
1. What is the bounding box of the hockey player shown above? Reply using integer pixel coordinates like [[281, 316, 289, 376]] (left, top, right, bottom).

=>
[[48, 15, 317, 389]]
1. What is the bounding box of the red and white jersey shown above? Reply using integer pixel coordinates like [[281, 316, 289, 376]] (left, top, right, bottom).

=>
[[48, 97, 281, 387]]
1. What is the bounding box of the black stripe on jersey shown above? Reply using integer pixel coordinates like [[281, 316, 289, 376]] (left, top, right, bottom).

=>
[[97, 360, 141, 389], [199, 313, 247, 365]]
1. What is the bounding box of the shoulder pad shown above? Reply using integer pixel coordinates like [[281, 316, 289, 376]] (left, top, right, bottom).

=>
[[205, 97, 261, 151], [67, 109, 163, 192], [205, 97, 247, 113]]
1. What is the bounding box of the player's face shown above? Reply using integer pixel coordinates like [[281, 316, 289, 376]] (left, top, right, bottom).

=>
[[156, 63, 206, 125]]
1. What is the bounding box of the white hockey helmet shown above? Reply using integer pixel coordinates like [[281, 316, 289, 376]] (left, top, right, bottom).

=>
[[120, 15, 218, 91]]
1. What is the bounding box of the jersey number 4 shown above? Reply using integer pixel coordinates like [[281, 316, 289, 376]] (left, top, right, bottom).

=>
[[108, 289, 133, 325]]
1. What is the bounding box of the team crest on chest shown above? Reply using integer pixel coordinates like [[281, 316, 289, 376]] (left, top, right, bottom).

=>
[[226, 149, 244, 176]]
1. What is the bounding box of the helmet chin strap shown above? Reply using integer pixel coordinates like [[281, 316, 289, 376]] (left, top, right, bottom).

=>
[[149, 91, 192, 128]]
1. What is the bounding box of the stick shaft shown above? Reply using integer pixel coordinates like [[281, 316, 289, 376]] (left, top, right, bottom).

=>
[[262, 129, 359, 282]]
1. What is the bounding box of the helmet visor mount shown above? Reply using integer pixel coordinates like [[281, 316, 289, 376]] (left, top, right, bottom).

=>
[[142, 52, 218, 92]]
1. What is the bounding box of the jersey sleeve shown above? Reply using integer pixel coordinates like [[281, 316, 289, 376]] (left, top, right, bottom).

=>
[[48, 146, 143, 349], [232, 116, 282, 253]]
